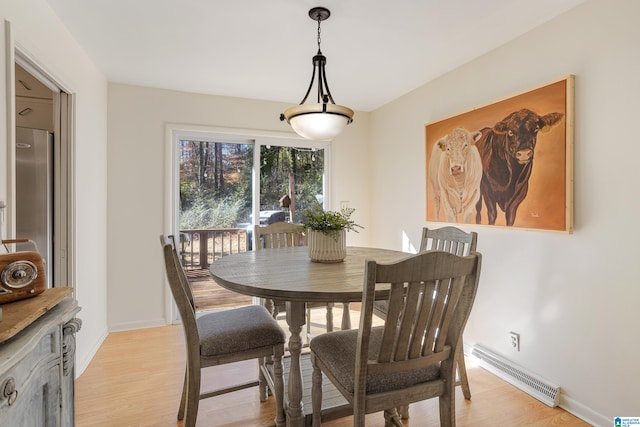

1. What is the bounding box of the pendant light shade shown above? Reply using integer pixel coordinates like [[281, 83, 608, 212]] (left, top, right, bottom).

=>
[[280, 7, 354, 141], [283, 103, 353, 141]]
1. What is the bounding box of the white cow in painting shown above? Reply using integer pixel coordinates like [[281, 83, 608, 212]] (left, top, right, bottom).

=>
[[429, 127, 483, 223]]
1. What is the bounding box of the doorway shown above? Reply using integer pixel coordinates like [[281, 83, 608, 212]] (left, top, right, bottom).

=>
[[168, 126, 330, 313], [13, 55, 73, 289]]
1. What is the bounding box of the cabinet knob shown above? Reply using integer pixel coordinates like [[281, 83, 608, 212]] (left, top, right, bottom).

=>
[[1, 377, 18, 406]]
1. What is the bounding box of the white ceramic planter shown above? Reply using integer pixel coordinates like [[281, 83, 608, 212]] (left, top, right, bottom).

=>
[[307, 229, 347, 263]]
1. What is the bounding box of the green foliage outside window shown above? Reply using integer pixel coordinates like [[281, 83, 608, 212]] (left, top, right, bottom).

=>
[[179, 140, 324, 229]]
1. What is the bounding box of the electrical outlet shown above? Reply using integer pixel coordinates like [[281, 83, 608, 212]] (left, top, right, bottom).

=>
[[340, 201, 349, 210], [509, 332, 520, 351]]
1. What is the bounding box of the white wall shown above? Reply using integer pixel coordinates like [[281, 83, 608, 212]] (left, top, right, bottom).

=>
[[369, 0, 639, 424], [4, 0, 633, 423], [106, 84, 371, 331], [0, 1, 109, 375]]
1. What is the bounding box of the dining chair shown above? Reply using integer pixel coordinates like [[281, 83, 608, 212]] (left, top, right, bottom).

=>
[[160, 235, 286, 427], [254, 222, 335, 338], [373, 226, 478, 402], [310, 249, 482, 427]]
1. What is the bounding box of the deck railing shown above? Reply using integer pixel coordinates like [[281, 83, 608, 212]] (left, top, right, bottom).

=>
[[179, 228, 249, 269]]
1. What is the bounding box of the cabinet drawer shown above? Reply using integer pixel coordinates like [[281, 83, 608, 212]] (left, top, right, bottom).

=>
[[0, 363, 61, 426], [0, 326, 60, 414]]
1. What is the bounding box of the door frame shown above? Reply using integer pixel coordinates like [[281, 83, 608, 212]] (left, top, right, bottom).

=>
[[4, 21, 76, 291], [164, 123, 332, 322]]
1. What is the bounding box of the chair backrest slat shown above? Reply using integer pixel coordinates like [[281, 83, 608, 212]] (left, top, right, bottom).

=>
[[378, 282, 405, 362], [433, 275, 466, 354], [409, 280, 435, 359], [392, 280, 423, 361]]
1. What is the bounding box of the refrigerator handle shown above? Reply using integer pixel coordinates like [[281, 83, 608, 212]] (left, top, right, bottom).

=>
[[0, 201, 5, 243]]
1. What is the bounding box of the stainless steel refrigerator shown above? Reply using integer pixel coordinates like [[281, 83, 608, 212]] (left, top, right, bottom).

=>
[[15, 126, 52, 287]]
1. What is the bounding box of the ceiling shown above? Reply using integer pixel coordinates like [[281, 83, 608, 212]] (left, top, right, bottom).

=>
[[45, 0, 584, 112]]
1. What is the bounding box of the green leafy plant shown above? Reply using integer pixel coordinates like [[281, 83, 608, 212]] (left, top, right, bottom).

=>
[[299, 206, 363, 238]]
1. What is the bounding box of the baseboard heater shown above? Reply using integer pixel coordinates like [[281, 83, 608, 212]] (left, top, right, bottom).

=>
[[469, 345, 560, 407]]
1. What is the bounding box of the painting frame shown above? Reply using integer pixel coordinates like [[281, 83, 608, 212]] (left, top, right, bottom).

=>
[[425, 76, 574, 233]]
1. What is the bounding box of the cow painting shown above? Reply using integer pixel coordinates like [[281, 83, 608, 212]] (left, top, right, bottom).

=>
[[475, 108, 564, 226], [429, 127, 483, 223]]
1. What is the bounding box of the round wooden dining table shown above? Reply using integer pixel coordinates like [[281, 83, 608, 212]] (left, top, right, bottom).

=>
[[209, 246, 409, 427]]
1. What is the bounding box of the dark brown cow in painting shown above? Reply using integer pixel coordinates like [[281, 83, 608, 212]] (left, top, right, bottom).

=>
[[475, 108, 564, 226]]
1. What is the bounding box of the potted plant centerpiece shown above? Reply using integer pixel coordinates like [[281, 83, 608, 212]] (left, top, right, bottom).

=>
[[300, 206, 363, 263]]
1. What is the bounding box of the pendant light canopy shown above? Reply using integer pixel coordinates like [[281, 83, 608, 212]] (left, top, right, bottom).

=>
[[280, 7, 354, 141]]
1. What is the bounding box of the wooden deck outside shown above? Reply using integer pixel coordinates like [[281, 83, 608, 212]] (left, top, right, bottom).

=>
[[187, 268, 252, 310], [179, 227, 254, 311]]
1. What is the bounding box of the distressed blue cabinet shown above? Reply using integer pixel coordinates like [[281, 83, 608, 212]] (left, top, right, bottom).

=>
[[0, 293, 81, 426]]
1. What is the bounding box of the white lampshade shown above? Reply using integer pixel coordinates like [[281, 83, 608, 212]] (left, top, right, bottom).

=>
[[282, 103, 354, 141]]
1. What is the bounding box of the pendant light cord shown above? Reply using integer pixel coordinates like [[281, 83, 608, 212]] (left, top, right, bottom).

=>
[[316, 15, 322, 54], [279, 7, 354, 140]]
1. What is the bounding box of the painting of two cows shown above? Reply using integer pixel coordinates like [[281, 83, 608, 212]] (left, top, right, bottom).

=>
[[426, 77, 573, 232]]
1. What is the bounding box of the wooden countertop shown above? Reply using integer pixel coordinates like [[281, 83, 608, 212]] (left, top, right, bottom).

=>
[[0, 287, 73, 343]]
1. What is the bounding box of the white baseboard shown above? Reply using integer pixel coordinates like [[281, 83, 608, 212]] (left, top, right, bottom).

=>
[[559, 393, 609, 427], [463, 343, 606, 427], [75, 326, 108, 378], [108, 317, 168, 333]]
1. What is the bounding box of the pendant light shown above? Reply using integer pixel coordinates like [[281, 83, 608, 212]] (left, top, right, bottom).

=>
[[280, 7, 354, 141]]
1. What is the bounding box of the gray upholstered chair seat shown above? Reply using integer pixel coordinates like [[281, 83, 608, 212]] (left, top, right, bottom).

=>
[[198, 305, 286, 357], [310, 326, 440, 394]]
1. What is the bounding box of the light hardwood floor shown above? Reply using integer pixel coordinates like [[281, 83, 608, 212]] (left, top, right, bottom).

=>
[[75, 323, 589, 427]]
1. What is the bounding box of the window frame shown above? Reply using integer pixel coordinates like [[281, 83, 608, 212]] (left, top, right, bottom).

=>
[[165, 123, 332, 321]]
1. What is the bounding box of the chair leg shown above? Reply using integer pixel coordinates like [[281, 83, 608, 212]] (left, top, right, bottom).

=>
[[456, 339, 471, 400], [341, 303, 351, 330], [397, 404, 409, 419], [384, 409, 404, 427], [439, 391, 455, 427], [311, 354, 323, 427], [439, 362, 457, 427], [273, 350, 286, 427], [264, 298, 275, 318], [178, 366, 188, 420], [258, 358, 268, 402], [307, 303, 335, 340], [183, 362, 201, 427], [325, 303, 334, 332]]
